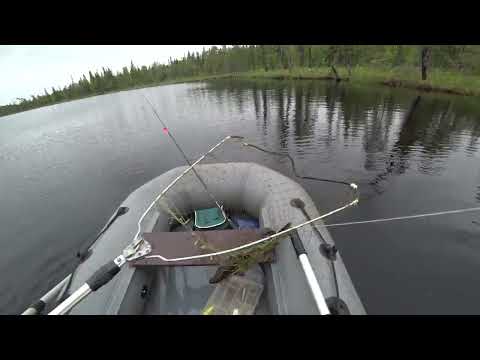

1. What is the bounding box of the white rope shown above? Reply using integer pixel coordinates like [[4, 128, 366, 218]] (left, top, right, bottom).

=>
[[325, 206, 480, 228]]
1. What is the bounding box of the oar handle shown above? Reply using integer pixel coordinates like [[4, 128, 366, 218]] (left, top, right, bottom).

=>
[[86, 260, 123, 291], [49, 256, 126, 315], [290, 229, 306, 256]]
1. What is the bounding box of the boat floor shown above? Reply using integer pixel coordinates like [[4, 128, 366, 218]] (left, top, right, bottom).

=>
[[141, 264, 272, 315], [141, 215, 274, 315]]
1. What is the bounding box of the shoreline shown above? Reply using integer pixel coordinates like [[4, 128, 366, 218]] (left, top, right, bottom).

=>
[[0, 74, 231, 118], [233, 67, 479, 97], [2, 67, 478, 117]]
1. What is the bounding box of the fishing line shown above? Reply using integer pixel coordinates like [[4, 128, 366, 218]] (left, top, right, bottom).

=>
[[324, 207, 480, 228], [241, 142, 480, 229]]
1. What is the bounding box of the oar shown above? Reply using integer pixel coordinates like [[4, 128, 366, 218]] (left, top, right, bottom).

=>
[[48, 237, 151, 315], [49, 256, 125, 315], [77, 206, 129, 261], [290, 229, 330, 315], [22, 275, 72, 315], [21, 206, 131, 315]]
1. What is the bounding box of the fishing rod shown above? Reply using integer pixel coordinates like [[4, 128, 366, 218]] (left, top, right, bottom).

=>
[[143, 139, 360, 263], [46, 135, 244, 315], [142, 94, 227, 219]]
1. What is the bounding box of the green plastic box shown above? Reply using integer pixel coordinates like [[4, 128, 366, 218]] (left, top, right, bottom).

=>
[[194, 207, 230, 230]]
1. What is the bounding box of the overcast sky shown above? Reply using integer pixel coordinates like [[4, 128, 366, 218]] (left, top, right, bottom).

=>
[[0, 45, 215, 106]]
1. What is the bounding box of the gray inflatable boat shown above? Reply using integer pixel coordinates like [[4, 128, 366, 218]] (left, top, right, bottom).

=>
[[26, 162, 365, 315], [22, 137, 365, 315]]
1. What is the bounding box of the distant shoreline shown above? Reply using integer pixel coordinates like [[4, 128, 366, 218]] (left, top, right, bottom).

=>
[[2, 67, 478, 117], [235, 67, 479, 97]]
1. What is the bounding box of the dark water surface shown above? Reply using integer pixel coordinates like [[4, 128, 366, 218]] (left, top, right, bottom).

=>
[[1, 79, 480, 314]]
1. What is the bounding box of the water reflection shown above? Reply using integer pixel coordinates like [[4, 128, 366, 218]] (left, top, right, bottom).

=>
[[3, 79, 480, 315], [193, 80, 480, 202], [368, 95, 422, 193], [275, 87, 289, 151]]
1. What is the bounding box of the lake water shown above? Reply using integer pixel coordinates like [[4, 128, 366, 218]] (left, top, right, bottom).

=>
[[1, 79, 480, 314]]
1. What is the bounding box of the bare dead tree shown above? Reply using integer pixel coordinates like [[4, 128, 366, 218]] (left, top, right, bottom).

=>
[[421, 46, 431, 81]]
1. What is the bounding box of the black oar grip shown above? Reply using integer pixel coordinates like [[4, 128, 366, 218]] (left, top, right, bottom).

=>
[[290, 230, 306, 256], [86, 261, 121, 291]]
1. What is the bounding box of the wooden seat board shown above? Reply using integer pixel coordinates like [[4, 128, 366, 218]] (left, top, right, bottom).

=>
[[130, 229, 274, 266]]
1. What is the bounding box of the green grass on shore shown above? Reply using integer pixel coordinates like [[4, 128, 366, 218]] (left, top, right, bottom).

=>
[[234, 66, 480, 96]]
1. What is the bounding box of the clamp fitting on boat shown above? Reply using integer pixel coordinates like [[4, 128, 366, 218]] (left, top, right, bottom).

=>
[[123, 236, 152, 262]]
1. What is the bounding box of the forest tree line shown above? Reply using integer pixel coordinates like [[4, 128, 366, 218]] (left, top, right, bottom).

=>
[[2, 45, 480, 117]]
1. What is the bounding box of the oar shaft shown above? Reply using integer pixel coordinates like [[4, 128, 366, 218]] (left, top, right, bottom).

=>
[[290, 230, 330, 315], [22, 275, 72, 315], [49, 284, 91, 315], [49, 256, 126, 315], [298, 254, 330, 315]]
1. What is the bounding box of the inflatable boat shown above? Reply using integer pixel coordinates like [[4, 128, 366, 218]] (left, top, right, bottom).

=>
[[22, 137, 365, 315]]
